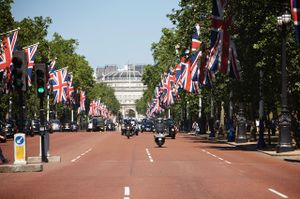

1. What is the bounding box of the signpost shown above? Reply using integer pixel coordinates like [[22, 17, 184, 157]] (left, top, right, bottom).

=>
[[14, 133, 27, 165]]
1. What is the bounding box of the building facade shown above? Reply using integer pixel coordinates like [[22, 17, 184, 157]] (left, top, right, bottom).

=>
[[95, 64, 147, 119]]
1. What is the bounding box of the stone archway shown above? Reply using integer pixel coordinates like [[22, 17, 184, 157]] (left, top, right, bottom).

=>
[[124, 108, 136, 118]]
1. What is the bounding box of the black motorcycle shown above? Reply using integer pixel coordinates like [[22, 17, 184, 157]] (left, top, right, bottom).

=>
[[154, 119, 166, 147], [124, 122, 133, 139]]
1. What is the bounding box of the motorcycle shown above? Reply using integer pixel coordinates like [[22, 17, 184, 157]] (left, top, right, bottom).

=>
[[124, 123, 133, 139], [154, 131, 165, 147], [154, 121, 166, 147]]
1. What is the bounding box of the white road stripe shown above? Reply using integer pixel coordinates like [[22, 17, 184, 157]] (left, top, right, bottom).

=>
[[225, 160, 232, 164], [202, 149, 232, 165], [71, 148, 92, 163], [146, 148, 154, 163], [124, 186, 130, 199], [268, 188, 288, 198]]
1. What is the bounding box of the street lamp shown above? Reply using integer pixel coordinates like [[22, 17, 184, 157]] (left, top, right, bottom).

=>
[[276, 3, 294, 153]]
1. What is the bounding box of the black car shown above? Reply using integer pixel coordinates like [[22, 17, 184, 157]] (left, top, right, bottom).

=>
[[4, 119, 18, 138], [87, 117, 105, 132], [141, 119, 155, 132], [164, 118, 176, 139], [105, 119, 116, 131], [0, 120, 7, 143], [62, 122, 71, 132], [31, 119, 41, 134]]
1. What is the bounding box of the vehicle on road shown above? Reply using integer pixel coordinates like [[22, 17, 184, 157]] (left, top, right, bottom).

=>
[[105, 119, 116, 131], [87, 117, 105, 132], [50, 119, 62, 132], [62, 122, 71, 132], [154, 118, 166, 147], [4, 119, 18, 138], [0, 120, 7, 143], [164, 118, 176, 139], [70, 122, 79, 132], [141, 119, 155, 133]]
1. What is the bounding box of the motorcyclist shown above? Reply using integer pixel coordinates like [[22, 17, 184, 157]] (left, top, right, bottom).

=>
[[155, 118, 165, 133]]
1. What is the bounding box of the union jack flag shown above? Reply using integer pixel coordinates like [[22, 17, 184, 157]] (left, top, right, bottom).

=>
[[67, 73, 75, 103], [78, 90, 86, 113], [291, 0, 300, 44], [208, 0, 240, 80], [50, 68, 68, 104], [0, 29, 18, 71], [24, 43, 38, 86], [0, 29, 19, 91]]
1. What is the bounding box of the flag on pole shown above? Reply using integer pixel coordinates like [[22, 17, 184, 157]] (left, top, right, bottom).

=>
[[67, 73, 75, 103], [50, 68, 68, 104], [0, 28, 19, 91], [291, 0, 300, 44], [78, 90, 86, 113], [24, 43, 38, 86]]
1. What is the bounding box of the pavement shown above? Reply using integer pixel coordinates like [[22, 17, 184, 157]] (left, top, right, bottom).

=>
[[0, 155, 61, 173], [189, 132, 300, 163]]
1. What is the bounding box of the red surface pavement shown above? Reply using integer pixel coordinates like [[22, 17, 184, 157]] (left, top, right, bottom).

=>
[[0, 132, 300, 199]]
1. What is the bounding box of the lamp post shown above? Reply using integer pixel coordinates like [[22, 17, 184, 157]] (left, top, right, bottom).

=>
[[276, 3, 294, 153]]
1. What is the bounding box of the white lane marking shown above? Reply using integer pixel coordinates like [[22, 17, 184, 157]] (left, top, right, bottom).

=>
[[124, 186, 130, 199], [268, 188, 288, 198], [224, 160, 232, 164], [71, 148, 92, 163], [146, 148, 154, 162], [202, 149, 232, 165]]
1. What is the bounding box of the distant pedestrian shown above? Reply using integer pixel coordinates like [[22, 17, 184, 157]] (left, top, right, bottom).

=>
[[0, 135, 8, 164]]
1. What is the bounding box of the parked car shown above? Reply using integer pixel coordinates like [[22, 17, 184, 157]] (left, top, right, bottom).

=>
[[70, 122, 79, 132], [4, 119, 18, 138], [50, 119, 62, 132], [31, 119, 41, 135], [0, 120, 7, 143], [62, 122, 71, 132]]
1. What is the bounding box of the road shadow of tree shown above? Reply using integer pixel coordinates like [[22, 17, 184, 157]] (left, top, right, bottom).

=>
[[180, 134, 277, 152]]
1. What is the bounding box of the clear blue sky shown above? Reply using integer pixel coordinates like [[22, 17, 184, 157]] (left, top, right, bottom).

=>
[[12, 0, 179, 69]]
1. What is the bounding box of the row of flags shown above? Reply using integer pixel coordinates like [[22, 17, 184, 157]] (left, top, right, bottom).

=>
[[0, 27, 113, 118], [88, 99, 111, 118], [146, 0, 300, 118], [0, 28, 88, 115]]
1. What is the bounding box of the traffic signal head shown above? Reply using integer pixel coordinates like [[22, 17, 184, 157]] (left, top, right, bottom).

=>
[[12, 51, 27, 91], [35, 63, 47, 97]]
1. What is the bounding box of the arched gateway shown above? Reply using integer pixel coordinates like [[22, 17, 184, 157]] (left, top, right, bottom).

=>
[[96, 65, 147, 119]]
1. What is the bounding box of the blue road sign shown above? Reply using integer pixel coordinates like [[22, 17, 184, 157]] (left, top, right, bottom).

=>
[[15, 135, 24, 145]]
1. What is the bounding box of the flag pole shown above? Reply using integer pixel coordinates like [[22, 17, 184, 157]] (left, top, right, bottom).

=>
[[0, 27, 20, 36], [22, 42, 39, 49]]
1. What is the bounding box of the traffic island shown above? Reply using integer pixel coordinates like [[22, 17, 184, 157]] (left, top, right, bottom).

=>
[[27, 156, 61, 164], [0, 163, 43, 173]]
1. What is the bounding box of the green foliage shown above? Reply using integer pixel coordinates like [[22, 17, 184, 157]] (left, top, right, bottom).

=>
[[138, 0, 300, 124]]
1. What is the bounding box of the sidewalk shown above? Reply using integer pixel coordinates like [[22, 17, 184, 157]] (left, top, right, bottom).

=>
[[191, 132, 300, 163]]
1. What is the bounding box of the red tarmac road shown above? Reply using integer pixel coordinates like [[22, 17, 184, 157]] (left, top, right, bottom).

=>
[[0, 131, 300, 199]]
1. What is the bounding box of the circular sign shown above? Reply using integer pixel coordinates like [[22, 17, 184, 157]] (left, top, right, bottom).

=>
[[15, 135, 24, 145]]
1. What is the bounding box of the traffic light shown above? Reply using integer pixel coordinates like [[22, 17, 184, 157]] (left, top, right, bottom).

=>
[[35, 63, 47, 97], [12, 51, 27, 91]]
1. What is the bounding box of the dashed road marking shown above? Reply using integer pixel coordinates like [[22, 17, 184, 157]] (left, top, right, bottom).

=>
[[202, 149, 232, 165], [71, 148, 92, 162], [268, 188, 288, 198], [124, 186, 130, 199], [146, 148, 154, 162]]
